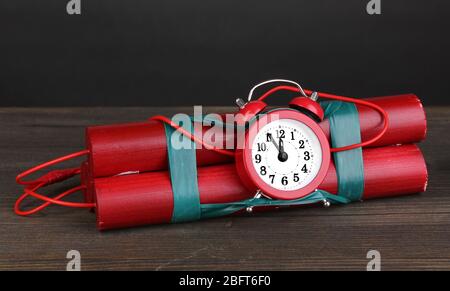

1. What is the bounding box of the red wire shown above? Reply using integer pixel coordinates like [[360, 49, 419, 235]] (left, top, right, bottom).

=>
[[257, 85, 389, 152], [150, 115, 235, 157], [151, 86, 388, 154], [14, 149, 95, 216], [15, 184, 94, 216], [16, 150, 90, 185], [15, 86, 387, 216]]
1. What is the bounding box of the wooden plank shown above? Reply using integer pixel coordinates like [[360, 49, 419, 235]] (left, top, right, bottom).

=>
[[0, 106, 449, 271]]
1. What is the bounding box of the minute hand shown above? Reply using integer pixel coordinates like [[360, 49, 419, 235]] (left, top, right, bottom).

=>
[[268, 134, 280, 152]]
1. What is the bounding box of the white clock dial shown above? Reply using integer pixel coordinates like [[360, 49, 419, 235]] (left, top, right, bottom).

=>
[[251, 118, 323, 191]]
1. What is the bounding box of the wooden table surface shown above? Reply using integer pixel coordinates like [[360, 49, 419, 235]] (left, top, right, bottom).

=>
[[0, 106, 449, 271]]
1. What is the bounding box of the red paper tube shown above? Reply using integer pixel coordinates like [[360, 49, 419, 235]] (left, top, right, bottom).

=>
[[86, 119, 234, 178], [93, 144, 427, 230], [80, 161, 95, 205], [320, 94, 427, 147], [86, 94, 426, 179]]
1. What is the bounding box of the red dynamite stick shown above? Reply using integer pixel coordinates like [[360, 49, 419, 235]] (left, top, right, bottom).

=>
[[320, 94, 426, 147], [92, 144, 427, 231], [80, 161, 95, 207], [86, 118, 234, 178], [86, 94, 426, 179]]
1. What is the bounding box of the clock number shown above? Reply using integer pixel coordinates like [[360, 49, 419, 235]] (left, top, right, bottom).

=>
[[293, 173, 299, 182], [301, 164, 308, 173], [281, 176, 288, 186], [299, 140, 305, 149], [260, 166, 267, 176], [291, 132, 295, 141], [276, 129, 285, 139], [255, 154, 262, 163], [304, 151, 310, 160], [257, 143, 267, 152], [269, 175, 275, 184], [266, 133, 272, 142]]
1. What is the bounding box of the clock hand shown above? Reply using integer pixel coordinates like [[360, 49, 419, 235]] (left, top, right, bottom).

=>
[[279, 138, 284, 153], [278, 137, 288, 162], [268, 134, 280, 152]]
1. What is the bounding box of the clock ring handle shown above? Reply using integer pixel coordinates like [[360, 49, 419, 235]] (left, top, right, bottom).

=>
[[247, 79, 308, 102]]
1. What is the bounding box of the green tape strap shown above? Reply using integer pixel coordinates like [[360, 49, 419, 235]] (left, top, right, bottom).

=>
[[163, 101, 364, 222], [201, 190, 350, 219], [164, 122, 201, 223], [199, 101, 364, 218], [321, 101, 364, 202]]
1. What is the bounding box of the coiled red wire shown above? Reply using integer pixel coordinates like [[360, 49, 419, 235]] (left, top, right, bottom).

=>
[[15, 150, 95, 216], [14, 86, 388, 215]]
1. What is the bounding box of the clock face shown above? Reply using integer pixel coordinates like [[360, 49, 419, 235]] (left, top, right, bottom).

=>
[[251, 118, 323, 192]]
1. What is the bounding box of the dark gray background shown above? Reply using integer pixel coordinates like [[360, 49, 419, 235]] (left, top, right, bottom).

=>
[[1, 0, 449, 106]]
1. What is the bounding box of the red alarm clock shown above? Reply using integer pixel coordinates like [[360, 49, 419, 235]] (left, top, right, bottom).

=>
[[235, 80, 331, 200]]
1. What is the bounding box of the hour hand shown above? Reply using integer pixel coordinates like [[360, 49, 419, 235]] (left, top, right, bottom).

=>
[[279, 137, 284, 153]]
